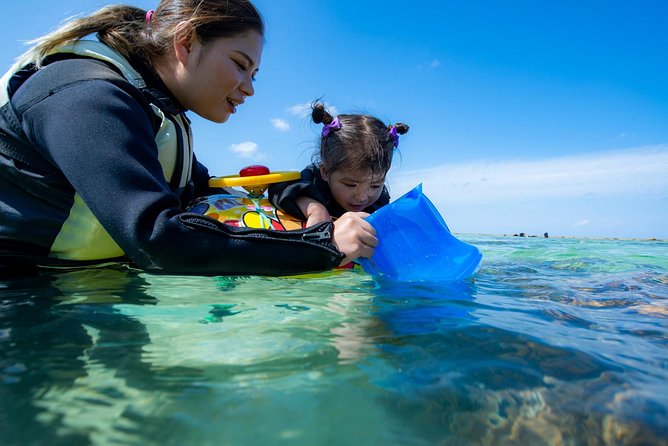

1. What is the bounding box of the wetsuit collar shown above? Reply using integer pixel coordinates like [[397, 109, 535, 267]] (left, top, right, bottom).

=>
[[129, 55, 186, 116]]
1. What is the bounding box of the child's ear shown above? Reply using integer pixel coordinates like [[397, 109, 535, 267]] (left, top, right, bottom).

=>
[[319, 165, 330, 182]]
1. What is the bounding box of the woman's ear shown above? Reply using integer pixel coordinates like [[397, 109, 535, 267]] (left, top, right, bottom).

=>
[[173, 21, 195, 64]]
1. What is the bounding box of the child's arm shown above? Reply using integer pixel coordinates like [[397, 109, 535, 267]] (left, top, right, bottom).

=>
[[268, 165, 329, 223], [297, 196, 331, 227]]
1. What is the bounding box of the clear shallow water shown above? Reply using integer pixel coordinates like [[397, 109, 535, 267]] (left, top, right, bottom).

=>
[[1, 235, 667, 445]]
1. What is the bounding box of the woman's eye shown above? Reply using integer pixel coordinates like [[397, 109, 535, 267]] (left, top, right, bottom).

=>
[[235, 60, 257, 82], [234, 60, 247, 71]]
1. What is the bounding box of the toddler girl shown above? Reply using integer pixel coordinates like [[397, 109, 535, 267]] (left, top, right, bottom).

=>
[[269, 102, 409, 226]]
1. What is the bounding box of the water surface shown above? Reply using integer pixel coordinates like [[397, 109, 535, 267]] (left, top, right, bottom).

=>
[[1, 235, 667, 445]]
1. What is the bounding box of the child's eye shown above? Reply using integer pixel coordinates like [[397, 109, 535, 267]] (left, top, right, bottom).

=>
[[371, 184, 382, 189], [343, 183, 357, 188]]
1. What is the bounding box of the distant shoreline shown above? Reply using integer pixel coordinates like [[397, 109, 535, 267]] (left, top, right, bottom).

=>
[[457, 233, 668, 242]]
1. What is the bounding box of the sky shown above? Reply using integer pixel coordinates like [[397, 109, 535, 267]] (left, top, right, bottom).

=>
[[2, 1, 667, 239]]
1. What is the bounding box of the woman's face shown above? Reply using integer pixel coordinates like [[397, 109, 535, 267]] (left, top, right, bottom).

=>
[[176, 30, 263, 123], [321, 166, 386, 212]]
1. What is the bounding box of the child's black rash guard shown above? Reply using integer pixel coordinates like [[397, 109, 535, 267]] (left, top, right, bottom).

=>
[[0, 55, 344, 275]]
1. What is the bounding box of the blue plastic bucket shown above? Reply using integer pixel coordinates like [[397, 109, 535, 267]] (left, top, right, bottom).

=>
[[359, 184, 482, 282]]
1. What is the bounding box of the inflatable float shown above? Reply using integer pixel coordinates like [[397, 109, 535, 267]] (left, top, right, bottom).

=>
[[186, 165, 305, 231], [187, 166, 482, 282]]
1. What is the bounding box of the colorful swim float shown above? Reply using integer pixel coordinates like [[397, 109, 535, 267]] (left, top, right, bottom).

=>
[[186, 165, 304, 230]]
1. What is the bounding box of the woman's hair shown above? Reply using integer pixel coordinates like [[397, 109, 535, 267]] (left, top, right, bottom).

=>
[[21, 0, 264, 66], [311, 102, 409, 177]]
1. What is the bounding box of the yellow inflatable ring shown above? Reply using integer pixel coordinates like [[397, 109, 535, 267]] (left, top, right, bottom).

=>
[[209, 165, 300, 188]]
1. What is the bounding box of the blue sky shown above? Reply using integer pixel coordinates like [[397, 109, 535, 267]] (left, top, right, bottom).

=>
[[2, 1, 667, 239]]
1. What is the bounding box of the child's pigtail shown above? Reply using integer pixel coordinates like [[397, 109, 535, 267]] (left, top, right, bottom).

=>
[[311, 102, 334, 125], [392, 123, 410, 135], [387, 123, 409, 148], [312, 102, 341, 137]]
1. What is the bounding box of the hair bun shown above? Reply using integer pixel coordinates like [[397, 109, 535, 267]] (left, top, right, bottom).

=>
[[311, 101, 334, 125], [393, 123, 409, 135]]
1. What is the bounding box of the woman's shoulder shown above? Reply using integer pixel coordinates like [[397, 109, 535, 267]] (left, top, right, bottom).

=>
[[35, 56, 127, 81], [13, 58, 137, 105], [11, 57, 153, 125]]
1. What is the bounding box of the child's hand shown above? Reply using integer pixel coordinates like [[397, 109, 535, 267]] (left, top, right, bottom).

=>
[[297, 197, 331, 227], [332, 212, 377, 266]]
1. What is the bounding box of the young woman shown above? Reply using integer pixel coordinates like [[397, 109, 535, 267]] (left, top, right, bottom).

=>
[[0, 1, 377, 275]]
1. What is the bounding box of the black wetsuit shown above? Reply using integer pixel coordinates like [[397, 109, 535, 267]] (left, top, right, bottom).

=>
[[268, 164, 390, 220], [0, 49, 344, 275]]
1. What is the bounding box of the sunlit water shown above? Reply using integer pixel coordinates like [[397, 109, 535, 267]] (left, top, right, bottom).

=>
[[1, 235, 667, 445]]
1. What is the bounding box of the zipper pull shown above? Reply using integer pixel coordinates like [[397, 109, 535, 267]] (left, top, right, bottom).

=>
[[302, 225, 332, 242]]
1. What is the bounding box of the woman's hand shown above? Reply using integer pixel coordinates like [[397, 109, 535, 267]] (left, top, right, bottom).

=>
[[332, 212, 377, 266], [297, 197, 331, 227]]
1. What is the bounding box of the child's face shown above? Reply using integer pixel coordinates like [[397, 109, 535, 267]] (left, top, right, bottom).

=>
[[321, 166, 385, 212]]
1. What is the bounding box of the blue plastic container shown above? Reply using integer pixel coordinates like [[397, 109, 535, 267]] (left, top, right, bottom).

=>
[[359, 184, 482, 282]]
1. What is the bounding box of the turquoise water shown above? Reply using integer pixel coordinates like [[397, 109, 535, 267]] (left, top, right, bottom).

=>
[[1, 235, 667, 445]]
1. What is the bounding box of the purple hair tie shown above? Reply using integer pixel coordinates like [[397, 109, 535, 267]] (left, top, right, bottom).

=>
[[145, 9, 155, 23], [388, 125, 399, 148], [321, 117, 342, 137]]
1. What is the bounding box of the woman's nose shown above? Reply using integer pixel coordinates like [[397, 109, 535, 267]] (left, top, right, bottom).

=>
[[240, 76, 255, 97]]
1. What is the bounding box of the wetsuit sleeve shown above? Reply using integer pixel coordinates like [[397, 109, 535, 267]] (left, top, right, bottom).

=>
[[268, 164, 328, 220], [15, 60, 344, 275]]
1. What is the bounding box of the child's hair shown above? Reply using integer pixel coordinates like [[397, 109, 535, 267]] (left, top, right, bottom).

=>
[[19, 0, 264, 67], [311, 102, 409, 178]]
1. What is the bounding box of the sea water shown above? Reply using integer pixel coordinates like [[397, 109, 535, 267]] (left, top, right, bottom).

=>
[[1, 235, 666, 445]]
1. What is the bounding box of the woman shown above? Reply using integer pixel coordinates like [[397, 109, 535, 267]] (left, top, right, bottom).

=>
[[0, 0, 377, 275]]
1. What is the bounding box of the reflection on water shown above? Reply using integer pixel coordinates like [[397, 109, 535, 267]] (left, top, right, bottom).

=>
[[1, 236, 667, 445]]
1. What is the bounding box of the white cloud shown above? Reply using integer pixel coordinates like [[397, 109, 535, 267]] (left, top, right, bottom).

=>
[[572, 219, 590, 227], [418, 59, 443, 69], [287, 102, 338, 118], [229, 141, 263, 159], [287, 102, 310, 117], [271, 118, 290, 131], [389, 145, 668, 204]]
